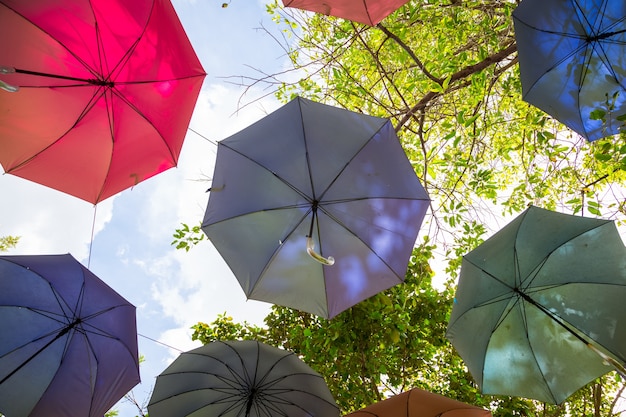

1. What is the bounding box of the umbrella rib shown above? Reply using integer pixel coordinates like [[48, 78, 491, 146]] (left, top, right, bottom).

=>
[[522, 222, 613, 289], [219, 141, 313, 203], [205, 204, 313, 227], [317, 205, 403, 281], [0, 314, 83, 385], [315, 122, 389, 203], [250, 209, 313, 295], [0, 322, 69, 361], [5, 85, 107, 173], [298, 98, 317, 202], [361, 0, 373, 26], [517, 291, 558, 402]]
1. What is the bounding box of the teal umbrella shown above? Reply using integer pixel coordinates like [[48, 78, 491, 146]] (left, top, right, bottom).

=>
[[447, 206, 626, 404]]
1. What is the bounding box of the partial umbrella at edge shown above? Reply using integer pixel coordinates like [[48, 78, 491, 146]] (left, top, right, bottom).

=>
[[446, 206, 626, 404], [345, 387, 492, 417], [0, 0, 206, 203], [513, 0, 626, 141], [202, 96, 430, 319], [148, 339, 340, 417], [282, 0, 410, 26], [0, 254, 139, 417]]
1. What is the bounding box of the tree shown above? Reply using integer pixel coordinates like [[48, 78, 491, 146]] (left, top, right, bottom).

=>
[[183, 0, 626, 415], [0, 233, 18, 417], [0, 234, 19, 252]]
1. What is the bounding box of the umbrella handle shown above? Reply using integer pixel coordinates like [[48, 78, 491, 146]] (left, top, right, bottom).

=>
[[587, 343, 626, 379], [306, 237, 335, 265], [0, 66, 18, 92]]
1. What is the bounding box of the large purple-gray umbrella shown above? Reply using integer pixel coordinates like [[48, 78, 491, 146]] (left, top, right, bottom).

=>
[[202, 97, 429, 319], [0, 254, 139, 417]]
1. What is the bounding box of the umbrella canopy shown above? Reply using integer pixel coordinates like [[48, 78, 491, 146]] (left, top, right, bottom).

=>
[[0, 0, 206, 203], [345, 387, 492, 417], [0, 254, 139, 417], [281, 0, 409, 26], [513, 0, 626, 141], [202, 96, 429, 319], [446, 206, 626, 404], [148, 339, 340, 417]]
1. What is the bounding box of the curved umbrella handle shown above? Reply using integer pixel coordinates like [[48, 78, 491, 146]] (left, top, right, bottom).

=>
[[306, 237, 335, 265], [0, 66, 18, 92], [587, 343, 626, 379], [0, 66, 20, 93]]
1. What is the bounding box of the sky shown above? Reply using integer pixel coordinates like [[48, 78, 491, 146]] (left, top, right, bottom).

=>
[[0, 0, 293, 414]]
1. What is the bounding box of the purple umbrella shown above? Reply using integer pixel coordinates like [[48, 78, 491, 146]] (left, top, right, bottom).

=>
[[0, 254, 139, 417], [202, 97, 429, 319]]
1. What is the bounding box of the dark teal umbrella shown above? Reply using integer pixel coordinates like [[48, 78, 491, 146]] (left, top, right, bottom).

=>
[[447, 206, 626, 404], [148, 340, 339, 417]]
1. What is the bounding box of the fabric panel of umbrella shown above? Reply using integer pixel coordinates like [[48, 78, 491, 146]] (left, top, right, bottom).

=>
[[345, 387, 492, 417], [148, 339, 340, 417], [202, 97, 429, 319], [0, 254, 139, 417], [281, 0, 410, 26], [447, 206, 626, 404], [0, 0, 206, 203], [513, 0, 626, 141]]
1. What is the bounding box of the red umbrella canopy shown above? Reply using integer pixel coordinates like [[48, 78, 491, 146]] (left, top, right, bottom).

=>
[[0, 0, 206, 204], [282, 0, 410, 26]]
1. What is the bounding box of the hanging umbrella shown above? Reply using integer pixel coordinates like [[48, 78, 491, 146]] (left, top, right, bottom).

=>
[[512, 0, 626, 141], [201, 96, 429, 319], [281, 0, 409, 26], [345, 387, 492, 417], [148, 339, 340, 417], [446, 205, 626, 405], [0, 254, 139, 417], [0, 0, 206, 204]]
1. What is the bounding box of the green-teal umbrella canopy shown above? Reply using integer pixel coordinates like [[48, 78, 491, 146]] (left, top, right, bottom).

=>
[[148, 340, 340, 417], [447, 206, 626, 404]]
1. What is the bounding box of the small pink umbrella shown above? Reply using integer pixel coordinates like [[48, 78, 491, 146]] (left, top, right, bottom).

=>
[[282, 0, 410, 26]]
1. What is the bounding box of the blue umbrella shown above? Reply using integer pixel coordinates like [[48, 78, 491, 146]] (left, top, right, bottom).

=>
[[0, 254, 139, 417], [513, 0, 626, 141]]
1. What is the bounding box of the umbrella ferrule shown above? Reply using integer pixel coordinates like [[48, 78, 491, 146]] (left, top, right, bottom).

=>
[[245, 387, 256, 416], [588, 28, 626, 42], [89, 78, 115, 87]]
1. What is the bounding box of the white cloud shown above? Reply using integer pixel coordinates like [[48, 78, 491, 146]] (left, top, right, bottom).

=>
[[0, 175, 114, 261]]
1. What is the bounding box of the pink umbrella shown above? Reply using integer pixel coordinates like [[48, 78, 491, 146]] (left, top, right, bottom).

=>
[[0, 0, 206, 203], [282, 0, 410, 26]]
